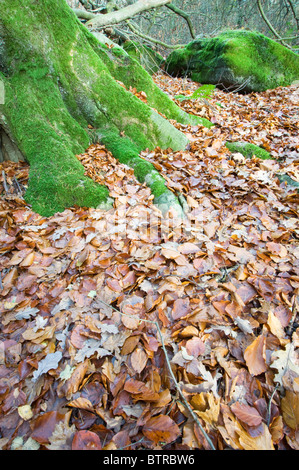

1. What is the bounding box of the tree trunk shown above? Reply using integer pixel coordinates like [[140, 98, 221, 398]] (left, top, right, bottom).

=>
[[0, 0, 210, 216]]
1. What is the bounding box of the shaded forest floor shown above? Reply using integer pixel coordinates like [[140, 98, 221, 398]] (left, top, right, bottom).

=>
[[0, 75, 298, 450]]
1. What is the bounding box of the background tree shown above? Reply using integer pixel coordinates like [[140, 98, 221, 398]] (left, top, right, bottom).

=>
[[69, 0, 299, 52]]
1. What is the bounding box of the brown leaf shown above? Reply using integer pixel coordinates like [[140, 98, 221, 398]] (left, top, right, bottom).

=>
[[124, 378, 159, 401], [71, 430, 102, 450], [57, 360, 89, 400], [142, 414, 180, 445], [172, 297, 190, 320], [230, 401, 263, 427], [186, 336, 205, 357], [31, 411, 65, 444], [121, 335, 140, 355]]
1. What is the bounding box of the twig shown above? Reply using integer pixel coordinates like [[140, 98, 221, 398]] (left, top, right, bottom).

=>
[[286, 295, 298, 336], [125, 19, 185, 50], [266, 383, 280, 427], [13, 176, 22, 195], [99, 298, 216, 450], [2, 170, 9, 194]]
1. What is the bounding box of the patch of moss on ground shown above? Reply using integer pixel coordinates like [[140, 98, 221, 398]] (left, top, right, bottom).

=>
[[225, 141, 272, 160], [165, 30, 299, 92], [277, 174, 299, 192]]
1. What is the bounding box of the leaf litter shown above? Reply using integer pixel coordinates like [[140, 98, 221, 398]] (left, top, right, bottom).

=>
[[0, 75, 299, 450]]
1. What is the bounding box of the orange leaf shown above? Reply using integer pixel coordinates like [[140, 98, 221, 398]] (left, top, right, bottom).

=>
[[130, 346, 148, 374], [124, 378, 159, 401], [281, 391, 299, 430], [142, 414, 180, 445], [244, 335, 267, 376]]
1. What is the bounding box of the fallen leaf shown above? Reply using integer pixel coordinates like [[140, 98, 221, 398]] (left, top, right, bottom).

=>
[[142, 414, 180, 445], [32, 351, 63, 382], [281, 390, 299, 430], [230, 401, 263, 427], [71, 430, 102, 450], [130, 346, 148, 374], [244, 335, 267, 376]]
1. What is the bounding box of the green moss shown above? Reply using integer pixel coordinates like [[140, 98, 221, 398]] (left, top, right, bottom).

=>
[[166, 30, 299, 92], [1, 70, 111, 216], [277, 174, 299, 192], [133, 160, 156, 182], [225, 141, 272, 160], [86, 36, 212, 128]]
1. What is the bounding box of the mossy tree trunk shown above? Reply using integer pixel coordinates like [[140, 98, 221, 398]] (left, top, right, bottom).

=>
[[0, 0, 210, 217]]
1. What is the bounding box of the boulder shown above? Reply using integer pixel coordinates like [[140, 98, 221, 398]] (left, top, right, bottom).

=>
[[165, 30, 299, 92]]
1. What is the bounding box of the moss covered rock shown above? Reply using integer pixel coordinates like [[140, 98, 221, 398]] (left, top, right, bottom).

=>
[[122, 41, 164, 74], [165, 30, 299, 92], [0, 0, 212, 217]]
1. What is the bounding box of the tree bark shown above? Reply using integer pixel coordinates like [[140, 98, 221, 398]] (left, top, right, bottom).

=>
[[0, 0, 210, 217], [85, 0, 172, 29]]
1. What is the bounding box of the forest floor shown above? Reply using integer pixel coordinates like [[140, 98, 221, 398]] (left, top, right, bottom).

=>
[[0, 74, 298, 450]]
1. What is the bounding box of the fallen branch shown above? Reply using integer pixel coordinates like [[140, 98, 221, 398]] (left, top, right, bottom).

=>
[[85, 0, 172, 29], [99, 298, 216, 450]]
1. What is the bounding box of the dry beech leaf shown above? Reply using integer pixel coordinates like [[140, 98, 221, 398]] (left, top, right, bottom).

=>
[[230, 401, 263, 427], [281, 390, 299, 430], [142, 414, 180, 445], [124, 378, 159, 401], [121, 335, 140, 355], [31, 411, 65, 444], [191, 392, 220, 429], [186, 336, 205, 357], [172, 297, 190, 320], [57, 360, 89, 400], [236, 422, 274, 450], [267, 310, 287, 344], [244, 335, 267, 376], [130, 346, 148, 374], [71, 430, 102, 450]]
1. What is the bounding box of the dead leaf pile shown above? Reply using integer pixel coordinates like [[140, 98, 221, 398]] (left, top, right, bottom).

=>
[[0, 75, 299, 450]]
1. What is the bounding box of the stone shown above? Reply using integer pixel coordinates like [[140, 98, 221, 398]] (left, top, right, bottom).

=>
[[165, 30, 299, 93]]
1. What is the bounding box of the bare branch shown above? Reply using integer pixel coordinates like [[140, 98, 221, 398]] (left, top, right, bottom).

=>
[[126, 19, 185, 49], [257, 0, 295, 50], [166, 3, 196, 39]]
